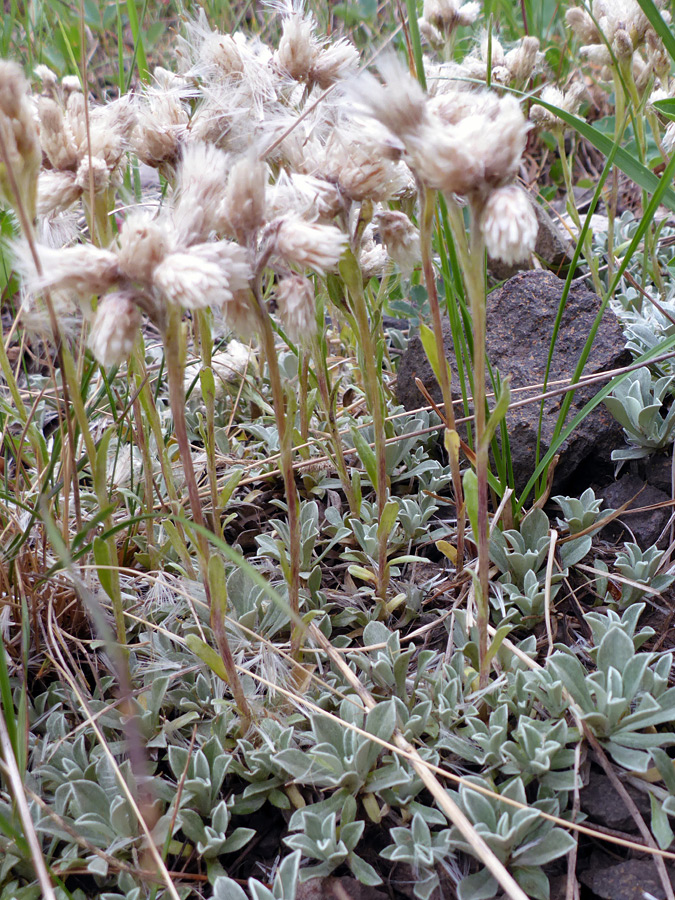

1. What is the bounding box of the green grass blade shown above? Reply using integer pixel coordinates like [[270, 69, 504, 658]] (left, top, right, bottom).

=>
[[125, 0, 150, 87], [532, 97, 675, 212]]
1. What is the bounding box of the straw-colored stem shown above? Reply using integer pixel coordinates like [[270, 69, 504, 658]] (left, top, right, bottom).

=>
[[347, 264, 390, 604], [311, 332, 358, 514], [420, 185, 465, 573], [254, 299, 303, 655]]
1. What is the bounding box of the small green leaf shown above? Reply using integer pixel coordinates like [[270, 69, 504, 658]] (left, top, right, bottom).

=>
[[185, 635, 228, 683], [377, 499, 399, 540], [483, 377, 511, 449], [350, 426, 378, 489]]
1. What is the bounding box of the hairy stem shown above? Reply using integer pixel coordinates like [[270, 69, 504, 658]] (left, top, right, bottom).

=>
[[420, 186, 465, 574], [466, 200, 490, 689], [164, 306, 251, 726], [254, 298, 303, 656]]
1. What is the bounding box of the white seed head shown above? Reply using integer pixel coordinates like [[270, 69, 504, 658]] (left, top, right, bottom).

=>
[[37, 96, 79, 170], [276, 274, 315, 343], [481, 184, 538, 264], [275, 13, 316, 82], [173, 142, 230, 244], [118, 212, 171, 283], [325, 132, 407, 203], [504, 36, 540, 85], [15, 241, 120, 297], [201, 32, 245, 76], [267, 171, 343, 221], [153, 240, 251, 309], [417, 92, 528, 196], [273, 215, 347, 274], [221, 152, 267, 242], [61, 75, 82, 94], [75, 155, 110, 194], [424, 0, 481, 31], [88, 291, 141, 367], [132, 88, 188, 171], [375, 210, 421, 276], [37, 170, 82, 217], [663, 121, 675, 154], [566, 8, 600, 44], [0, 60, 41, 218], [359, 229, 389, 279], [356, 55, 429, 144], [310, 39, 359, 89]]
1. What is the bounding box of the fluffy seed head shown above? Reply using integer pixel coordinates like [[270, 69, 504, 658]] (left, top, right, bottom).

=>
[[37, 170, 81, 216], [481, 185, 538, 264], [37, 97, 79, 170], [89, 292, 141, 367], [310, 39, 359, 89], [152, 241, 251, 309], [118, 213, 171, 283], [221, 152, 267, 242], [375, 210, 421, 275], [16, 241, 120, 297], [273, 215, 346, 274], [504, 36, 540, 85], [173, 142, 230, 244], [75, 155, 110, 194], [0, 60, 41, 218], [275, 13, 316, 82], [566, 7, 600, 43], [417, 92, 528, 196], [276, 274, 315, 343], [356, 56, 429, 144]]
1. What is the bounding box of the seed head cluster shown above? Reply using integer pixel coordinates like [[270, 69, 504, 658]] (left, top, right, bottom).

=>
[[5, 0, 669, 368]]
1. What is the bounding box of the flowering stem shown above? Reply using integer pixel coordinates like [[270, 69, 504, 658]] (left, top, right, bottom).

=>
[[254, 297, 303, 656], [420, 186, 465, 574], [310, 332, 359, 515], [466, 201, 490, 689], [163, 306, 251, 726], [342, 253, 390, 606]]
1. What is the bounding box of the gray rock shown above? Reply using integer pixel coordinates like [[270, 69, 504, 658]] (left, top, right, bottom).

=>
[[598, 474, 671, 549], [396, 270, 631, 494], [580, 857, 675, 900]]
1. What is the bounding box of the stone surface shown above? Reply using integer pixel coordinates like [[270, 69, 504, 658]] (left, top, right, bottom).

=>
[[580, 772, 651, 831], [580, 857, 675, 900], [395, 270, 631, 494], [297, 876, 389, 900], [598, 474, 671, 549]]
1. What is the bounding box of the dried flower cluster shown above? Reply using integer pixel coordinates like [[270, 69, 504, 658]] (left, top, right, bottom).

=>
[[566, 0, 671, 89]]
